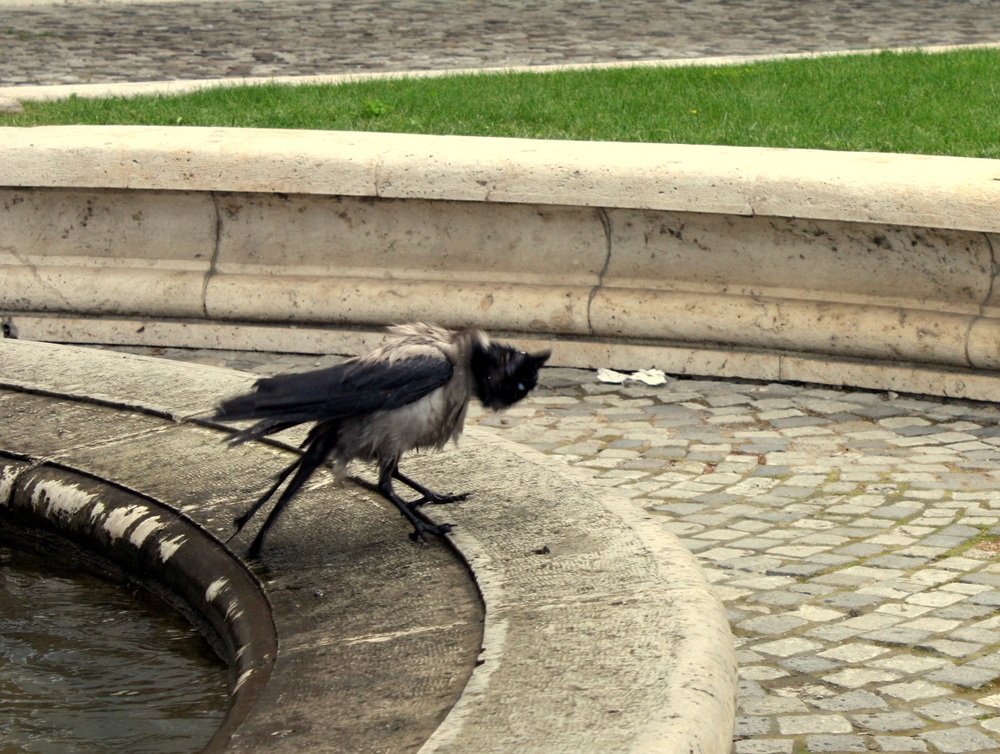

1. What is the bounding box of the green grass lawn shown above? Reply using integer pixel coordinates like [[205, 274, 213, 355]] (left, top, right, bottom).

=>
[[4, 48, 1000, 158]]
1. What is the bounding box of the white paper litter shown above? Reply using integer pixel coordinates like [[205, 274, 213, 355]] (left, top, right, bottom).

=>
[[596, 368, 667, 386], [596, 368, 629, 383], [631, 368, 668, 386]]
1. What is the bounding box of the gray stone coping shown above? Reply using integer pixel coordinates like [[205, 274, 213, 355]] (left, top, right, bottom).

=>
[[3, 124, 999, 231], [0, 454, 277, 754], [0, 337, 736, 753], [5, 123, 1000, 403]]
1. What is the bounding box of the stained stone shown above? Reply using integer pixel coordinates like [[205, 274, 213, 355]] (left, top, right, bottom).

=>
[[915, 698, 988, 722], [804, 734, 868, 752], [919, 727, 999, 753], [777, 656, 840, 674], [915, 639, 984, 657], [734, 717, 774, 736], [734, 740, 794, 754], [881, 681, 951, 701], [852, 711, 925, 732], [767, 562, 829, 577], [776, 715, 853, 735], [821, 668, 901, 689], [739, 615, 809, 635], [859, 627, 933, 645], [967, 591, 1000, 606], [925, 665, 1000, 688], [873, 736, 928, 752], [810, 690, 887, 712], [740, 696, 810, 715]]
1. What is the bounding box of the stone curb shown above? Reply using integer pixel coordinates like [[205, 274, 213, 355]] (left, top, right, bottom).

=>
[[0, 454, 278, 753], [5, 121, 1000, 402], [3, 41, 1000, 104], [0, 337, 736, 753]]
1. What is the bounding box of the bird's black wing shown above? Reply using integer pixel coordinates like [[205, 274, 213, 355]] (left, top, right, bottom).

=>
[[215, 356, 453, 438]]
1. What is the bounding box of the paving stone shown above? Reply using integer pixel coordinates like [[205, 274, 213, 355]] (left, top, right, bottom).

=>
[[818, 592, 885, 609], [919, 727, 999, 753], [960, 572, 1000, 587], [806, 624, 868, 642], [741, 696, 811, 715], [777, 656, 840, 674], [867, 554, 932, 568], [877, 603, 934, 619], [753, 637, 824, 658], [788, 605, 844, 622], [852, 711, 926, 732], [822, 668, 901, 689], [804, 734, 868, 752], [915, 698, 988, 722], [915, 638, 984, 657], [807, 553, 858, 567], [720, 556, 785, 573], [735, 716, 775, 736], [739, 679, 767, 698], [905, 591, 967, 607], [881, 681, 951, 701], [776, 715, 853, 735], [967, 591, 1000, 606], [766, 562, 828, 577], [938, 525, 985, 539], [871, 506, 923, 520], [810, 690, 887, 712], [869, 656, 951, 674], [836, 543, 890, 557], [734, 740, 794, 754], [740, 666, 791, 681], [979, 718, 1000, 735], [859, 627, 933, 645], [873, 735, 929, 752], [968, 654, 1000, 670], [748, 591, 814, 607], [925, 665, 1000, 688], [817, 643, 889, 663]]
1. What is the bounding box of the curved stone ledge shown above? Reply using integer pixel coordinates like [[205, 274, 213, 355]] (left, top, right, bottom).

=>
[[3, 125, 1000, 400], [0, 337, 736, 753], [0, 453, 277, 754]]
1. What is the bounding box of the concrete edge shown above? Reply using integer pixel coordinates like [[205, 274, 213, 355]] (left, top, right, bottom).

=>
[[5, 41, 1000, 104], [0, 337, 737, 753], [0, 453, 278, 754], [8, 316, 1000, 404], [3, 121, 1000, 233], [436, 427, 738, 754]]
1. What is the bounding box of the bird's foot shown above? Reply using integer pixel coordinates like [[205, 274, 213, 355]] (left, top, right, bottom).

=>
[[408, 520, 455, 543], [407, 491, 470, 509]]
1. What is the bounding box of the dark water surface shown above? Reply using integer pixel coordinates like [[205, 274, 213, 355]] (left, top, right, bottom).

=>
[[0, 543, 229, 753]]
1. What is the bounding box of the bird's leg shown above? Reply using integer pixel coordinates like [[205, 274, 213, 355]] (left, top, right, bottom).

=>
[[378, 461, 454, 542], [239, 424, 341, 558], [392, 468, 469, 508], [229, 459, 299, 538]]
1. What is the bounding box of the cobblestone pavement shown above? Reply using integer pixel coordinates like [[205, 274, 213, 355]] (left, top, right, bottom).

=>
[[102, 345, 1000, 754], [3, 0, 1000, 87]]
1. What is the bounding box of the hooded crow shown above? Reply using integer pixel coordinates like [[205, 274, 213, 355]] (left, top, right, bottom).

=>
[[215, 323, 550, 556]]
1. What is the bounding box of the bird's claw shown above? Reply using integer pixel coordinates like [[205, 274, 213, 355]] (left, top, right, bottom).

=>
[[408, 521, 455, 543], [407, 491, 470, 509]]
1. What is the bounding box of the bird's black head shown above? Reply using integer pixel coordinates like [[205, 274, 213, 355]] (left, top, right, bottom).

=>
[[471, 341, 551, 410]]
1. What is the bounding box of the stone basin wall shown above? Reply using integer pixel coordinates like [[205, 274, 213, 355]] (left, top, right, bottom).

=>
[[2, 125, 1000, 399]]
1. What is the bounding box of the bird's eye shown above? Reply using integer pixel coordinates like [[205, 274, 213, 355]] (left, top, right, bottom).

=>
[[517, 383, 525, 391]]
